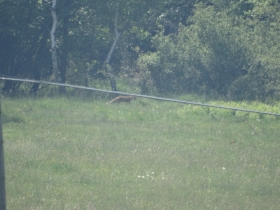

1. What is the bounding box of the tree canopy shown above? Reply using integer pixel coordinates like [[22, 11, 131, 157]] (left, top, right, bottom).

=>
[[1, 0, 280, 101]]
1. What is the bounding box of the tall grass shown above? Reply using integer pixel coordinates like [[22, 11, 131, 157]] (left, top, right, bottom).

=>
[[2, 95, 280, 209]]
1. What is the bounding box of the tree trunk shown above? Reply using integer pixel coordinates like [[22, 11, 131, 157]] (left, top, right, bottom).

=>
[[29, 64, 40, 95], [30, 33, 48, 94], [2, 38, 21, 93], [104, 1, 121, 92], [59, 10, 69, 93], [50, 0, 61, 83], [60, 16, 69, 84], [3, 53, 20, 93], [2, 81, 13, 93]]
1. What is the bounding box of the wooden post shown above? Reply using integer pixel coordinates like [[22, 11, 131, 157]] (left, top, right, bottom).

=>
[[0, 97, 6, 210]]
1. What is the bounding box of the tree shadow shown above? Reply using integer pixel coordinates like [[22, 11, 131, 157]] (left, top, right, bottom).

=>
[[2, 114, 25, 124]]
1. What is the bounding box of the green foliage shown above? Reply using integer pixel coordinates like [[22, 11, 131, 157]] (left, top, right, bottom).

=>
[[137, 0, 280, 100], [138, 3, 248, 95], [0, 0, 164, 92], [1, 0, 280, 101]]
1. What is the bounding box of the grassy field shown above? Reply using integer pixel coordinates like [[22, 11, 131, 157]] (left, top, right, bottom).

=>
[[1, 95, 280, 209]]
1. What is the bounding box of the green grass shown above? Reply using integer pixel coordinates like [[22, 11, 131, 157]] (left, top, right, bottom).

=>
[[2, 95, 280, 209]]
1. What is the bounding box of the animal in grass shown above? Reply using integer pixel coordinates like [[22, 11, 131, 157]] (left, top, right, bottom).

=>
[[106, 96, 136, 104]]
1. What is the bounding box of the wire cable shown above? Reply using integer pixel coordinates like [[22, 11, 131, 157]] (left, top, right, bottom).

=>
[[1, 76, 280, 117]]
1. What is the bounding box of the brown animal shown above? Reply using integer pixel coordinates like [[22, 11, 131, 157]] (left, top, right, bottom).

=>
[[106, 96, 136, 104]]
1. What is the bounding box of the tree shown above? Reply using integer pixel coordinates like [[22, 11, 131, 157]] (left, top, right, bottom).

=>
[[50, 0, 61, 83], [137, 0, 280, 100], [0, 0, 52, 93], [104, 1, 121, 92]]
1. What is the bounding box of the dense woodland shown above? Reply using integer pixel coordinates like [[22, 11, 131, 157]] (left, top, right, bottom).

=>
[[1, 0, 280, 101]]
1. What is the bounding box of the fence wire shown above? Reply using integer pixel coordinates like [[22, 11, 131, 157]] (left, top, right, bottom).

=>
[[1, 76, 280, 117]]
